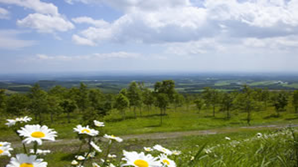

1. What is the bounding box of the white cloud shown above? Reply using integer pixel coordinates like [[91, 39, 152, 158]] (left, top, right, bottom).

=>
[[17, 13, 74, 33], [35, 52, 141, 61], [0, 7, 9, 19], [0, 0, 74, 34], [0, 0, 59, 15], [93, 52, 140, 59], [71, 0, 298, 46], [66, 0, 191, 12], [205, 0, 298, 27], [243, 35, 298, 50], [165, 38, 225, 56], [72, 34, 96, 46], [72, 17, 110, 27], [73, 6, 209, 45], [0, 30, 36, 49]]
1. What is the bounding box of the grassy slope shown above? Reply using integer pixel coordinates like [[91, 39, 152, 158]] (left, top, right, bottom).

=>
[[1, 128, 295, 166], [1, 105, 298, 140]]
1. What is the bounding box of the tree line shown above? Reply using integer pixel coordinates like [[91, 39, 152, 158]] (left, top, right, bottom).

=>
[[0, 80, 298, 126]]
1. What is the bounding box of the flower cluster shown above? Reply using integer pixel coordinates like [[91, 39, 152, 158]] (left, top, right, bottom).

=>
[[5, 116, 32, 127], [3, 117, 183, 167], [3, 116, 57, 167], [0, 142, 13, 157], [71, 120, 180, 167]]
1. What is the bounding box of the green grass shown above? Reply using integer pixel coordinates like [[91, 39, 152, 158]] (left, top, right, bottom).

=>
[[1, 104, 297, 166], [1, 127, 296, 166], [1, 105, 298, 142], [248, 81, 277, 86], [283, 83, 298, 89], [214, 81, 231, 86]]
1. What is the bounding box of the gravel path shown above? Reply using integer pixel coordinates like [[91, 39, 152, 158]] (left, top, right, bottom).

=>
[[11, 123, 298, 148], [40, 124, 298, 146]]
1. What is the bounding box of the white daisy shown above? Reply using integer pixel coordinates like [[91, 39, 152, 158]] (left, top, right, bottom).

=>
[[108, 154, 117, 158], [5, 119, 17, 127], [19, 116, 32, 123], [257, 132, 262, 138], [144, 147, 153, 152], [158, 154, 176, 167], [172, 150, 181, 156], [76, 155, 85, 161], [5, 116, 32, 127], [85, 151, 96, 158], [153, 145, 172, 155], [6, 154, 47, 167], [29, 149, 51, 155], [17, 125, 57, 145], [0, 146, 13, 157], [90, 141, 102, 152], [225, 137, 231, 140], [94, 120, 105, 127], [109, 164, 116, 167], [71, 160, 79, 165], [74, 125, 99, 136], [122, 150, 160, 167], [92, 162, 100, 167], [0, 142, 11, 147], [204, 148, 212, 154], [104, 134, 123, 142]]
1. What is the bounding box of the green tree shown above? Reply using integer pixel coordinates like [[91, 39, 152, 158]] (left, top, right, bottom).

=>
[[115, 94, 129, 120], [6, 94, 29, 116], [154, 80, 176, 114], [155, 80, 176, 101], [47, 95, 63, 123], [173, 93, 185, 111], [0, 89, 7, 115], [155, 93, 169, 125], [234, 85, 258, 125], [202, 87, 220, 117], [143, 88, 154, 112], [103, 94, 114, 112], [88, 89, 105, 111], [77, 83, 89, 112], [221, 92, 236, 119], [292, 90, 298, 113], [194, 98, 205, 114], [61, 99, 77, 123], [271, 92, 288, 116], [119, 88, 128, 96], [48, 85, 67, 98], [127, 81, 142, 118], [153, 80, 176, 125], [29, 84, 48, 124]]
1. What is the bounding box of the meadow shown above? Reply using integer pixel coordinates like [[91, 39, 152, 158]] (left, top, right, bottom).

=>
[[1, 75, 298, 166], [1, 104, 298, 166]]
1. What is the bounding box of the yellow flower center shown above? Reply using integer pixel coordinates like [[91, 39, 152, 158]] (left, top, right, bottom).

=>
[[20, 163, 34, 167], [134, 159, 149, 167], [31, 131, 45, 138], [0, 144, 2, 146], [81, 129, 90, 133], [0, 149, 3, 154], [163, 159, 170, 165]]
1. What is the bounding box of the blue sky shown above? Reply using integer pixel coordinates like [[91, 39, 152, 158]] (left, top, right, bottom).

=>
[[0, 0, 298, 73]]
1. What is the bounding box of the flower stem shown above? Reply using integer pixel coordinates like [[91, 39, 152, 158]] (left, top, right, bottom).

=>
[[103, 140, 113, 166], [34, 141, 38, 154], [22, 143, 28, 154], [81, 136, 92, 165]]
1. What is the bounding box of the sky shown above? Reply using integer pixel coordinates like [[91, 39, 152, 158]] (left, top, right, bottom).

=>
[[0, 0, 298, 74]]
